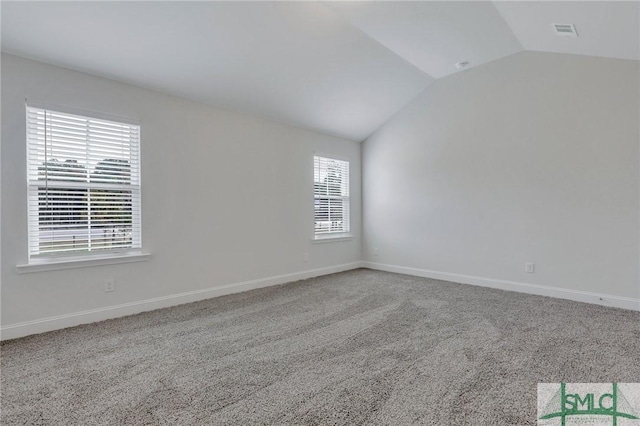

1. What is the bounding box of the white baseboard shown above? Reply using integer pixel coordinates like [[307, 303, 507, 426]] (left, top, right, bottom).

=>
[[362, 261, 640, 312], [0, 262, 364, 341], [4, 260, 636, 341]]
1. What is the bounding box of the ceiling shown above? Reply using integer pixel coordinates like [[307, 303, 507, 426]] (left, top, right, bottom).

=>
[[325, 1, 523, 79], [493, 1, 639, 61], [2, 2, 638, 142]]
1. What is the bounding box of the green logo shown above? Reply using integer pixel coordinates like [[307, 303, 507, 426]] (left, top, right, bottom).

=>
[[538, 383, 640, 425]]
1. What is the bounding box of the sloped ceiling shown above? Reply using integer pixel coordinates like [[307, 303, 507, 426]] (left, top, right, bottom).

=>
[[325, 1, 523, 79], [494, 1, 639, 61], [2, 2, 638, 142], [0, 2, 432, 141]]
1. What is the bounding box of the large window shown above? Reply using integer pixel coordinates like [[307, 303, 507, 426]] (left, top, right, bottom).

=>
[[26, 105, 141, 260], [314, 155, 349, 238]]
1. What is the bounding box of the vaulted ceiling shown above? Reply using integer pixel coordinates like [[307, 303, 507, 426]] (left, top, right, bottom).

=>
[[2, 1, 638, 141]]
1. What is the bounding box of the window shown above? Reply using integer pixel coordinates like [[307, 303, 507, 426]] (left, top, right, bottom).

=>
[[314, 156, 350, 238], [26, 105, 141, 260]]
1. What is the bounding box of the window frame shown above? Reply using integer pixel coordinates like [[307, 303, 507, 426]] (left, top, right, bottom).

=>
[[23, 102, 145, 269], [313, 154, 352, 241]]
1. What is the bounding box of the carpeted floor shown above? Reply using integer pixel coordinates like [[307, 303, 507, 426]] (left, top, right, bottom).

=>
[[1, 268, 639, 425]]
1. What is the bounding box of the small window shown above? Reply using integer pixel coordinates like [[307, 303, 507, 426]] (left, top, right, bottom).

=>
[[26, 106, 142, 260], [314, 156, 350, 238]]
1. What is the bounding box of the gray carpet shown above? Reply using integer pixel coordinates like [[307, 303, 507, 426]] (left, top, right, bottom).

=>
[[1, 268, 639, 425]]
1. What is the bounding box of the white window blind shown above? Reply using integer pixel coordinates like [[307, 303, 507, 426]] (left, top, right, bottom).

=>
[[26, 106, 141, 259], [314, 156, 349, 237]]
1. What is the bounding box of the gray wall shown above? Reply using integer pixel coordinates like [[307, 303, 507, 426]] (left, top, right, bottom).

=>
[[1, 54, 362, 327], [363, 51, 639, 299]]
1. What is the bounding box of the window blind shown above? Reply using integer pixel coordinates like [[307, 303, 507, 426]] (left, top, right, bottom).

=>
[[26, 106, 141, 258], [314, 156, 349, 236]]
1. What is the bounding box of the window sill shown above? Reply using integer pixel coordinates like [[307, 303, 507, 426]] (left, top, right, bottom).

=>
[[312, 234, 354, 244], [16, 252, 151, 274]]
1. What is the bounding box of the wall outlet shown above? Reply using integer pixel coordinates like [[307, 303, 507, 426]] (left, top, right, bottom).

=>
[[304, 252, 309, 263], [104, 278, 115, 292], [525, 262, 535, 273], [373, 247, 380, 257]]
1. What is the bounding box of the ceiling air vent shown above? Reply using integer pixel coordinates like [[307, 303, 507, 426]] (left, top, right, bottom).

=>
[[553, 23, 578, 37]]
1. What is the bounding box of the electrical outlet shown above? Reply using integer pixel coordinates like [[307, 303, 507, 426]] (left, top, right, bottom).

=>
[[525, 262, 535, 274], [304, 252, 309, 263], [373, 247, 380, 257], [104, 278, 115, 292]]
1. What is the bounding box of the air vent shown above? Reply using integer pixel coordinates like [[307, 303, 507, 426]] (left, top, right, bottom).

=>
[[553, 23, 578, 37]]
